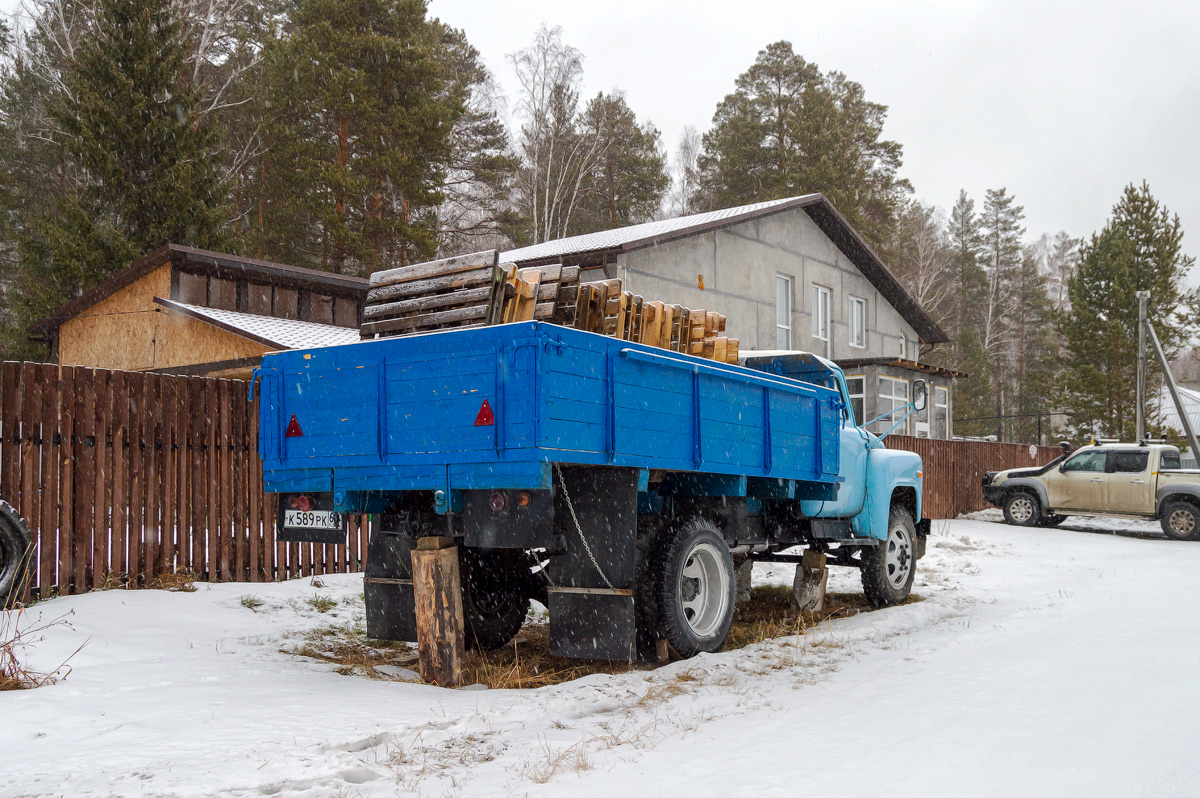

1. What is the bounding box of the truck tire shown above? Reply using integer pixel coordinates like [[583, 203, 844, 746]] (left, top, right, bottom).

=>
[[1160, 500, 1200, 542], [0, 500, 34, 609], [1002, 491, 1041, 527], [861, 505, 917, 608], [646, 518, 736, 657], [459, 549, 529, 650]]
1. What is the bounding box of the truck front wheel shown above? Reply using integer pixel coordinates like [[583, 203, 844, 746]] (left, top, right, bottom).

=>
[[861, 505, 917, 608], [459, 549, 529, 650], [1160, 500, 1200, 542], [1002, 492, 1041, 527], [646, 518, 736, 657]]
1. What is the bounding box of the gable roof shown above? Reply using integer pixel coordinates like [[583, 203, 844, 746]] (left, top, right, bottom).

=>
[[154, 298, 361, 350], [29, 243, 368, 338], [501, 194, 948, 344]]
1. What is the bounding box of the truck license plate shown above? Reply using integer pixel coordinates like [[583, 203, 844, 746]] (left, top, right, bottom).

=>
[[283, 509, 341, 530]]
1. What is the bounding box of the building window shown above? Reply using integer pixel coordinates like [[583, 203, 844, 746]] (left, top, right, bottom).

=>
[[848, 296, 866, 348], [776, 275, 792, 349], [877, 376, 909, 435], [933, 386, 949, 439], [846, 376, 865, 426], [811, 284, 830, 357]]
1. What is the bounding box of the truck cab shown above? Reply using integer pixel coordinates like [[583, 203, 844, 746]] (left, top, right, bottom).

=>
[[983, 442, 1200, 540]]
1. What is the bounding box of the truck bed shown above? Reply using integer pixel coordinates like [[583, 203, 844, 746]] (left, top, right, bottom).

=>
[[257, 321, 842, 497]]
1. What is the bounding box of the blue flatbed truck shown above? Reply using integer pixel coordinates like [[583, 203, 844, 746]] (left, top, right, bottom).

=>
[[256, 321, 930, 661]]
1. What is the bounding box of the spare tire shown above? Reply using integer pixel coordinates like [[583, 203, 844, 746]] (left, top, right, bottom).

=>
[[0, 499, 34, 608]]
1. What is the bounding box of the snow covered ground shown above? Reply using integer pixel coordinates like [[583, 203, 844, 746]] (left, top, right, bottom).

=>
[[5, 514, 1200, 797]]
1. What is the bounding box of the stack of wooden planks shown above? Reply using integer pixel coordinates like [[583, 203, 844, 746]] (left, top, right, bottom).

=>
[[360, 249, 738, 364]]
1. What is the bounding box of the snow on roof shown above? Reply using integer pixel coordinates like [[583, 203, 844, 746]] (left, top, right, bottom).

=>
[[500, 196, 817, 263], [154, 298, 361, 350]]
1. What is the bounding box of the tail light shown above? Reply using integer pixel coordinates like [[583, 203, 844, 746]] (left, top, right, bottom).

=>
[[488, 492, 507, 512], [290, 495, 312, 512]]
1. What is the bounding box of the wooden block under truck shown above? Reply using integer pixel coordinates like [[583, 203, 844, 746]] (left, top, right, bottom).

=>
[[254, 321, 931, 661]]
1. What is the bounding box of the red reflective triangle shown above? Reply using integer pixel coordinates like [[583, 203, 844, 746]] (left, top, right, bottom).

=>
[[285, 414, 304, 438], [474, 399, 494, 427]]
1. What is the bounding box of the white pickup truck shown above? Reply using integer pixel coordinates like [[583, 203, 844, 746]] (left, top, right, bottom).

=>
[[982, 442, 1200, 540]]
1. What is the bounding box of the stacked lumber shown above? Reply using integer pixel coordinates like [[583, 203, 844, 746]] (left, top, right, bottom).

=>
[[360, 249, 738, 364], [362, 250, 582, 338]]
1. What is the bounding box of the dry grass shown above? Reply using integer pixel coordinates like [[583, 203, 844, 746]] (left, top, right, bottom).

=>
[[147, 569, 198, 592], [284, 584, 920, 689], [305, 594, 338, 613], [1, 605, 83, 691]]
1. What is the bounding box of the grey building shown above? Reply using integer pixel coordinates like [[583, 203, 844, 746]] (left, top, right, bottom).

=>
[[503, 194, 961, 439]]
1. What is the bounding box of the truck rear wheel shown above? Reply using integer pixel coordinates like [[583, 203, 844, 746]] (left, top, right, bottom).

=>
[[861, 505, 917, 608], [646, 518, 736, 657], [1160, 500, 1200, 542], [0, 500, 33, 609], [459, 549, 529, 650], [1002, 492, 1041, 527]]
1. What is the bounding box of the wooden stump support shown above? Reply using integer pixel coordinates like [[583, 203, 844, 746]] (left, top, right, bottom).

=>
[[411, 535, 465, 687]]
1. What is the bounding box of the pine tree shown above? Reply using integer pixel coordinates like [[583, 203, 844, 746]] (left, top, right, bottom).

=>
[[254, 0, 458, 274], [945, 190, 988, 343], [1061, 182, 1198, 441], [979, 188, 1026, 439], [696, 41, 910, 252], [572, 92, 669, 234]]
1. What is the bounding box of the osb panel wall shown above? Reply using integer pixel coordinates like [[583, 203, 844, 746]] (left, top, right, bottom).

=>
[[58, 265, 267, 372]]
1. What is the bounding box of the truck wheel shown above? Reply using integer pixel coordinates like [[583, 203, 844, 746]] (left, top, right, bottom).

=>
[[861, 505, 917, 608], [0, 500, 33, 609], [647, 518, 736, 657], [459, 549, 529, 650], [1160, 500, 1200, 542], [1002, 492, 1041, 527]]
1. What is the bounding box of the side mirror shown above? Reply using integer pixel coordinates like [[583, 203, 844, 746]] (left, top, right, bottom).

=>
[[912, 379, 928, 413]]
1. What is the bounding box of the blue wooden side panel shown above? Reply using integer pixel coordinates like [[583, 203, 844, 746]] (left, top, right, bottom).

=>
[[259, 322, 842, 495]]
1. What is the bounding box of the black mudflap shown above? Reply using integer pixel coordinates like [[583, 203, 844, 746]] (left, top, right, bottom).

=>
[[547, 467, 638, 661], [364, 529, 417, 642]]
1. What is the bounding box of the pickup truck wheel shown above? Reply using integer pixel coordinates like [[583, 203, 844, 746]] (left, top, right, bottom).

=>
[[1002, 492, 1041, 527], [648, 518, 736, 657], [1160, 500, 1200, 542], [459, 549, 529, 650], [0, 500, 33, 609], [861, 505, 917, 608]]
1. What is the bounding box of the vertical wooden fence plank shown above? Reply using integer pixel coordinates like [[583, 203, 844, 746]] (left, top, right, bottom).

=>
[[74, 367, 95, 591], [127, 372, 145, 587], [110, 371, 128, 583], [218, 380, 233, 581], [160, 376, 177, 577], [57, 368, 75, 595], [38, 364, 59, 598], [231, 381, 246, 582], [205, 378, 219, 582], [248, 391, 261, 582], [177, 377, 192, 575], [19, 364, 40, 599], [190, 377, 206, 580], [0, 362, 21, 510], [141, 374, 159, 584], [91, 370, 112, 589]]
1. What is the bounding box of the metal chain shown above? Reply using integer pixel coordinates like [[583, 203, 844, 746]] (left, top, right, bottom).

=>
[[553, 462, 614, 589]]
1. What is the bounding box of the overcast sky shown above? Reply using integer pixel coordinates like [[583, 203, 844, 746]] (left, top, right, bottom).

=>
[[3, 0, 1198, 274], [430, 0, 1200, 274]]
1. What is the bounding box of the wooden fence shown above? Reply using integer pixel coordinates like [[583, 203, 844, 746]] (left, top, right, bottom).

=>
[[0, 362, 370, 601], [887, 435, 1063, 518], [1, 360, 1065, 600]]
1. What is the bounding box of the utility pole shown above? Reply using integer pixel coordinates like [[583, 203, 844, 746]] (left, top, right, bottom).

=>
[[1136, 290, 1148, 442]]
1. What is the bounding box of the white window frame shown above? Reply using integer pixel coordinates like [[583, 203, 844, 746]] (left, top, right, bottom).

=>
[[811, 284, 830, 357], [933, 386, 950, 439], [775, 274, 793, 349], [845, 375, 865, 427], [877, 376, 910, 435], [848, 296, 866, 349]]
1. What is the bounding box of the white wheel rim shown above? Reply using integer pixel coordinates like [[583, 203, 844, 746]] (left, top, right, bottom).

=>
[[884, 523, 913, 590], [1009, 497, 1034, 523], [1169, 509, 1195, 537], [677, 541, 729, 638]]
